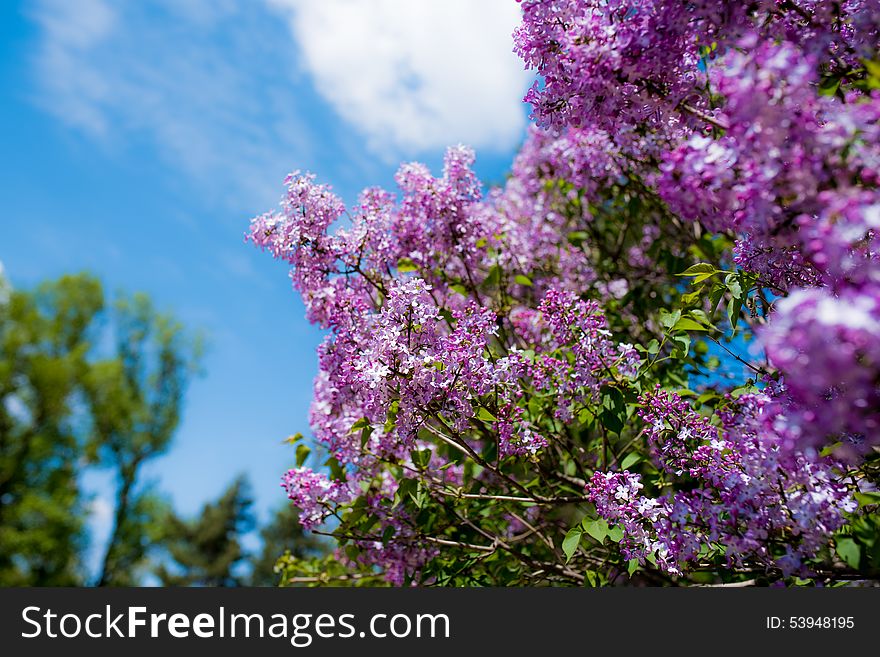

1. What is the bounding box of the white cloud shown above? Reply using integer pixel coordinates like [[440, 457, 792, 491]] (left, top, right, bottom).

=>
[[270, 0, 530, 156], [28, 0, 319, 211], [28, 0, 531, 210], [30, 0, 116, 135]]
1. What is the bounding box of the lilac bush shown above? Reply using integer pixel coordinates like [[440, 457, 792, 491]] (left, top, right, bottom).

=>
[[249, 0, 880, 586]]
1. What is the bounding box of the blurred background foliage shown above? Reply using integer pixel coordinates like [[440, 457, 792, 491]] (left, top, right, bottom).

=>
[[0, 270, 326, 586]]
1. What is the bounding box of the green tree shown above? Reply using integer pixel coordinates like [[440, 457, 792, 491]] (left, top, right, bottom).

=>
[[0, 268, 201, 586], [87, 293, 202, 586], [156, 476, 255, 587], [249, 504, 327, 586], [0, 273, 103, 585]]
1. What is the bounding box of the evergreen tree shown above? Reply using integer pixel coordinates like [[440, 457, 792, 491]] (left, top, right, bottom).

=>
[[156, 476, 255, 587], [249, 504, 327, 586]]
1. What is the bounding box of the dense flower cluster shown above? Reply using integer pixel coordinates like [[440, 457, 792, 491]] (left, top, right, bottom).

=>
[[280, 467, 354, 530], [250, 140, 649, 582], [761, 286, 880, 457], [657, 38, 880, 291], [516, 0, 880, 453], [589, 388, 856, 575], [586, 470, 678, 573], [253, 0, 879, 586], [515, 0, 880, 135]]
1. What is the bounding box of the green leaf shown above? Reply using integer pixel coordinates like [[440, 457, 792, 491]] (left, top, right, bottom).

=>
[[394, 478, 417, 508], [627, 559, 640, 576], [514, 274, 533, 287], [585, 570, 599, 587], [350, 417, 370, 432], [361, 427, 373, 448], [855, 491, 880, 507], [396, 257, 418, 273], [730, 383, 757, 399], [728, 298, 743, 332], [672, 334, 691, 357], [567, 231, 588, 246], [659, 309, 682, 329], [600, 407, 624, 433], [577, 407, 595, 425], [724, 273, 743, 300], [677, 263, 718, 283], [600, 387, 625, 434], [410, 448, 432, 469], [688, 309, 717, 331], [325, 456, 345, 480], [709, 284, 726, 317], [284, 432, 304, 445], [864, 59, 880, 78], [677, 263, 716, 277], [475, 407, 497, 422], [483, 265, 502, 288], [620, 453, 641, 470], [671, 317, 709, 332], [527, 396, 542, 418], [562, 527, 583, 563], [607, 525, 624, 543], [582, 518, 609, 544], [344, 507, 365, 525], [818, 75, 841, 97], [295, 444, 311, 467], [836, 537, 861, 569]]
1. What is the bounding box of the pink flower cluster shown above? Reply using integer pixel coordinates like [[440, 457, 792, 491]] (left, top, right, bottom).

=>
[[657, 37, 880, 291], [280, 467, 354, 530], [250, 144, 640, 582], [515, 0, 879, 136], [249, 0, 880, 584], [517, 0, 880, 457], [761, 286, 880, 458], [589, 388, 856, 576]]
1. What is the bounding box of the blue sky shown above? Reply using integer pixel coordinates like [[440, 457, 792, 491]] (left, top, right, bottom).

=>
[[0, 0, 531, 573]]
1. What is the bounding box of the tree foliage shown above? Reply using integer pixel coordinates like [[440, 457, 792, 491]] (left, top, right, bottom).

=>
[[0, 274, 102, 585], [88, 292, 202, 586], [0, 271, 202, 586], [156, 476, 255, 587], [250, 504, 327, 587]]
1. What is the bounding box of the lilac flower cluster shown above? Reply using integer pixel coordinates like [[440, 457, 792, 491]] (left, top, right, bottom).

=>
[[589, 388, 855, 576], [280, 467, 355, 530], [586, 471, 678, 573], [250, 142, 642, 582], [761, 286, 880, 457], [517, 0, 880, 459], [248, 0, 880, 584], [515, 0, 880, 136], [513, 0, 733, 135], [495, 404, 547, 458], [530, 290, 640, 420], [657, 37, 880, 291]]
